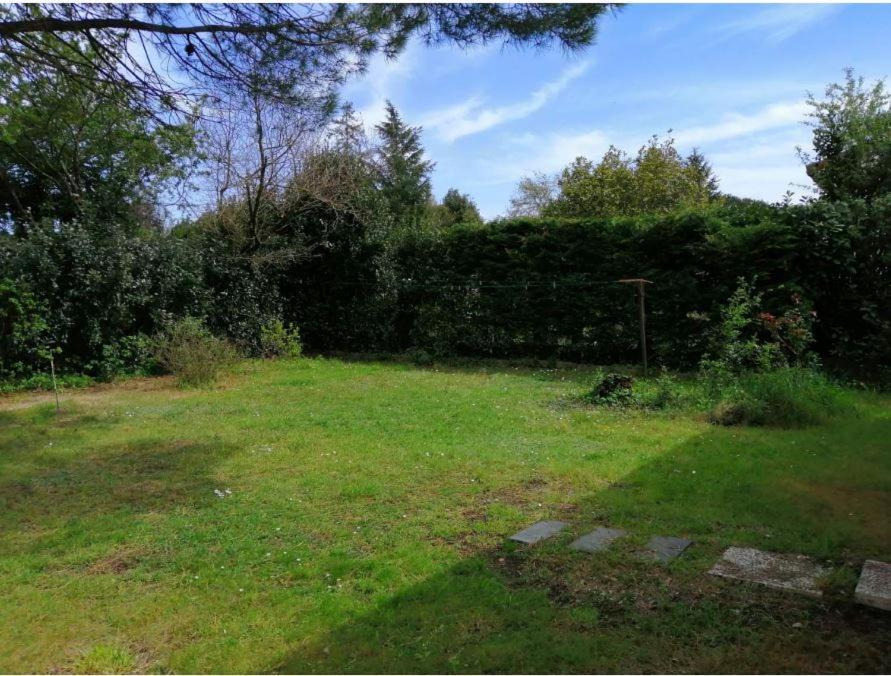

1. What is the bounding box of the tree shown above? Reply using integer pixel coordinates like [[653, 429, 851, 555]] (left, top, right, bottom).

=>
[[374, 100, 434, 225], [425, 189, 483, 228], [0, 4, 618, 117], [545, 136, 719, 218], [442, 189, 483, 224], [0, 37, 196, 232], [507, 172, 558, 217], [799, 68, 891, 201]]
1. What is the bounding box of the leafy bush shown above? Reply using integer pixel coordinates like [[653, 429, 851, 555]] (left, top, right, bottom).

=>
[[700, 280, 819, 388], [87, 334, 158, 380], [152, 318, 238, 387], [585, 373, 635, 406], [0, 278, 50, 378], [708, 368, 849, 427], [0, 372, 94, 394], [258, 319, 302, 359], [637, 371, 684, 410]]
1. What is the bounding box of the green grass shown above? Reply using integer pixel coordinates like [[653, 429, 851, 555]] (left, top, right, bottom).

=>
[[1, 358, 889, 673]]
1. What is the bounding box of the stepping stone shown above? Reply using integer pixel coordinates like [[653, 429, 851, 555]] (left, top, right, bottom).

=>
[[644, 535, 693, 562], [569, 527, 626, 553], [855, 560, 891, 611], [708, 546, 826, 598], [508, 520, 567, 544]]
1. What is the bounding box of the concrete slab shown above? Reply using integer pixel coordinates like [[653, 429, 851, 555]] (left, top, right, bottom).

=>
[[569, 527, 626, 553], [645, 535, 693, 562], [854, 560, 891, 611], [708, 546, 826, 598], [508, 520, 567, 544]]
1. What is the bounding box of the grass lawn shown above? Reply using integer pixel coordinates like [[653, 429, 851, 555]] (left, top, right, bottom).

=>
[[1, 357, 889, 673]]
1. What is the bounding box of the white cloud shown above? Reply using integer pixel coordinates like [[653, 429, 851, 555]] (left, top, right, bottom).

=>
[[712, 4, 840, 44], [421, 60, 593, 142], [343, 45, 418, 131], [673, 100, 808, 146], [472, 97, 816, 214]]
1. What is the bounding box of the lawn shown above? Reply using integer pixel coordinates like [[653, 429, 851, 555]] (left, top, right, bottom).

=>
[[1, 357, 889, 673]]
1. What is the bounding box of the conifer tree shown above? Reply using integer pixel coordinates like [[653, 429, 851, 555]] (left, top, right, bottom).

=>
[[374, 101, 434, 225]]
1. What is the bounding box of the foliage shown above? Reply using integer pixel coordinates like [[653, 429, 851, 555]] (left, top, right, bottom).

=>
[[708, 367, 849, 427], [0, 370, 94, 394], [0, 5, 616, 116], [584, 372, 635, 405], [544, 136, 720, 218], [258, 319, 303, 359], [151, 317, 238, 387], [0, 39, 196, 231], [699, 281, 809, 383], [507, 172, 558, 217], [800, 68, 891, 201], [86, 334, 158, 381], [0, 277, 49, 377], [375, 101, 435, 226], [429, 188, 484, 228]]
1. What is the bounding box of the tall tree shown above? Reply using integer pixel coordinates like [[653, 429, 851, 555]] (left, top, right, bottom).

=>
[[374, 101, 434, 225], [425, 188, 483, 228], [799, 68, 891, 201], [0, 37, 195, 233], [507, 172, 558, 217], [545, 136, 718, 218], [0, 4, 618, 117]]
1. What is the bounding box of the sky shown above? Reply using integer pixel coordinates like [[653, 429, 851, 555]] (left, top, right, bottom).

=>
[[340, 3, 891, 219]]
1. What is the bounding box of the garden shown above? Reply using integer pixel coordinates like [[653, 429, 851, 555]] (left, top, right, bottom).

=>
[[1, 4, 890, 674]]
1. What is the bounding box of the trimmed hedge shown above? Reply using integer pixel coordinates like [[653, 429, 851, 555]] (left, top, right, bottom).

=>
[[394, 199, 890, 375]]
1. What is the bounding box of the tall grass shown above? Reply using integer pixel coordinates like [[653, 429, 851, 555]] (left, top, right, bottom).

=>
[[708, 367, 851, 427]]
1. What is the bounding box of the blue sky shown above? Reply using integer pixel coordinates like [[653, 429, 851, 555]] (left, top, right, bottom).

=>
[[341, 3, 891, 219]]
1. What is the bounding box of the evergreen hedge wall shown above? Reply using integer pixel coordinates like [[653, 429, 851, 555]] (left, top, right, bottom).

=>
[[394, 199, 890, 373]]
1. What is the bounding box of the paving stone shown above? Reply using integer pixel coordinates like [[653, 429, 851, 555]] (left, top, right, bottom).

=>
[[569, 527, 626, 553], [708, 546, 826, 598], [854, 560, 891, 611], [644, 535, 693, 562], [508, 520, 567, 544]]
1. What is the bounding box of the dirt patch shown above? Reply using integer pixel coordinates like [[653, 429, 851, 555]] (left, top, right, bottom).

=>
[[0, 376, 183, 412], [85, 546, 147, 575]]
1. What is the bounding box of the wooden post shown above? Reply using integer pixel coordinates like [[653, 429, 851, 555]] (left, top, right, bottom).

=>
[[618, 278, 653, 377], [49, 355, 60, 412]]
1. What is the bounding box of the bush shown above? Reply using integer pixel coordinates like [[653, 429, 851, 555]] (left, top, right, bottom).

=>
[[585, 373, 635, 406], [87, 334, 158, 380], [708, 367, 849, 427], [0, 372, 94, 394], [152, 318, 238, 387], [258, 319, 302, 359]]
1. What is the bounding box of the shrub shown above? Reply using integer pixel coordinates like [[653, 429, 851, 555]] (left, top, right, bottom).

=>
[[152, 318, 238, 387], [637, 370, 683, 409], [585, 373, 635, 406], [87, 334, 158, 380], [0, 372, 94, 394], [258, 319, 302, 359], [708, 367, 849, 427]]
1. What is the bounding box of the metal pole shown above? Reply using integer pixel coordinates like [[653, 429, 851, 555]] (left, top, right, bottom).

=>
[[638, 281, 648, 377]]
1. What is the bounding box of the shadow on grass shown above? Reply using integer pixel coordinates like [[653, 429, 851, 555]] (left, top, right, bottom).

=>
[[317, 351, 655, 388], [276, 413, 891, 674], [0, 432, 237, 535]]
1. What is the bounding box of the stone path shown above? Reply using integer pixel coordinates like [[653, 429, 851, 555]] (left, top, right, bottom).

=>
[[855, 560, 891, 610], [508, 520, 567, 544], [708, 546, 826, 598], [569, 527, 625, 553], [507, 520, 890, 611], [644, 535, 693, 562]]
